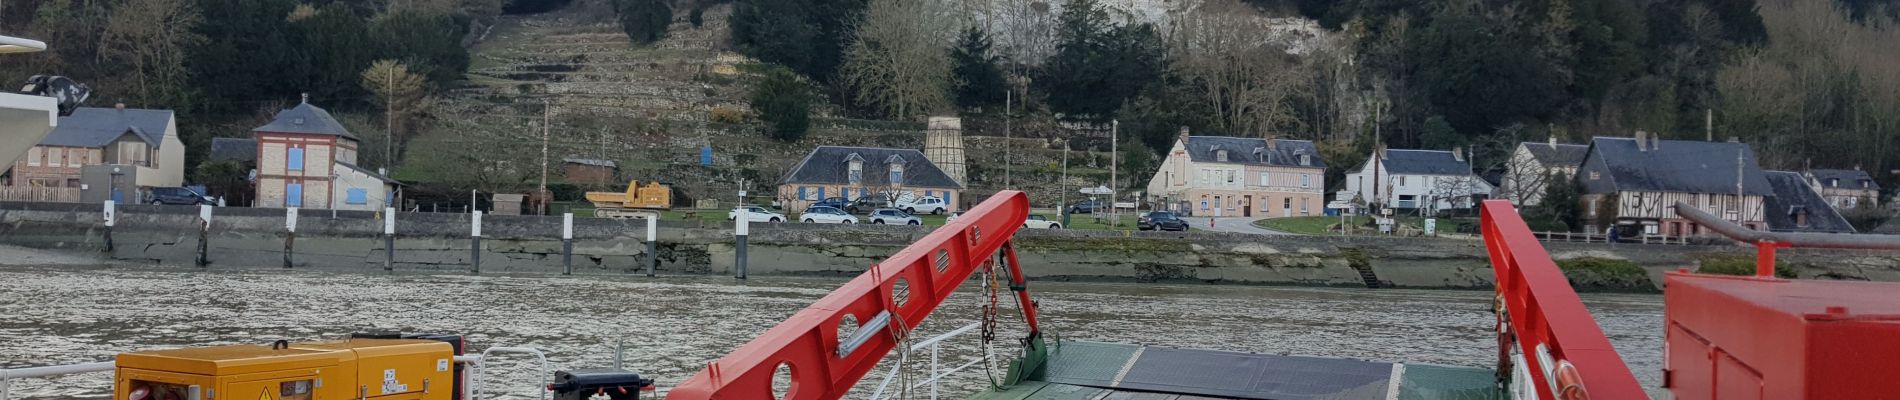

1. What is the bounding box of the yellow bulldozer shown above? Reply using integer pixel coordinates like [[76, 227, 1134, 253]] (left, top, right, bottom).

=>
[[585, 180, 672, 219]]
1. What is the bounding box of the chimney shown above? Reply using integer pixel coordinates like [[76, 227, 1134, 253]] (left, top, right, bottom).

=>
[[1548, 136, 1557, 146], [1635, 131, 1649, 151], [300, 92, 310, 104], [1854, 164, 1862, 171], [1178, 126, 1191, 143], [1727, 136, 1740, 143], [1452, 146, 1465, 162], [114, 102, 125, 111], [1651, 133, 1661, 150], [1266, 137, 1279, 152]]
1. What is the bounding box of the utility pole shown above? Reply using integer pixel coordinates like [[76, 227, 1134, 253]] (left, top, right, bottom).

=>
[[1736, 146, 1745, 227], [1060, 144, 1069, 210], [1111, 119, 1118, 227], [384, 68, 395, 174], [539, 98, 551, 216], [1706, 109, 1714, 142], [1004, 88, 1012, 189]]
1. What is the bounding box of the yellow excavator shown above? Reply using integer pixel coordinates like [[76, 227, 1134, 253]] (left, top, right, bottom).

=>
[[584, 180, 671, 219]]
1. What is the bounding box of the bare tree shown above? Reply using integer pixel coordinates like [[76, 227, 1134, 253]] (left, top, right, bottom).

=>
[[99, 0, 205, 107], [1170, 0, 1308, 137], [990, 0, 1060, 67], [1427, 175, 1481, 215], [843, 0, 958, 121], [361, 59, 435, 168]]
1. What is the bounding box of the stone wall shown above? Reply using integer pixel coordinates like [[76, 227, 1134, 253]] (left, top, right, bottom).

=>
[[4, 201, 1897, 291]]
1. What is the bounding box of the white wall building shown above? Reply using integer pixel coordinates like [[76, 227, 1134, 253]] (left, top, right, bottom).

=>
[[1337, 147, 1494, 214]]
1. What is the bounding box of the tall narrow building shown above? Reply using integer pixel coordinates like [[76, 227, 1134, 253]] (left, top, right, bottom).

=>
[[923, 116, 966, 187]]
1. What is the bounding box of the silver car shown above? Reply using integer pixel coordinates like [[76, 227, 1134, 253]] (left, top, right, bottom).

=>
[[867, 208, 922, 225]]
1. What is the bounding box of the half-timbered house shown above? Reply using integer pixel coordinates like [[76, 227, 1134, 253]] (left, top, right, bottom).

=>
[[1576, 133, 1773, 236]]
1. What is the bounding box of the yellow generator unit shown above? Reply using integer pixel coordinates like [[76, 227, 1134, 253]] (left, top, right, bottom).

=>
[[114, 339, 454, 400]]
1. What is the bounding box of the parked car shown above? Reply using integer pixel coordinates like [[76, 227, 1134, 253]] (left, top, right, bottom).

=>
[[800, 206, 859, 224], [1023, 215, 1063, 229], [727, 206, 785, 223], [149, 187, 213, 205], [897, 196, 949, 215], [1068, 199, 1104, 214], [1137, 211, 1189, 231], [867, 208, 922, 225], [847, 195, 894, 214], [811, 197, 850, 209]]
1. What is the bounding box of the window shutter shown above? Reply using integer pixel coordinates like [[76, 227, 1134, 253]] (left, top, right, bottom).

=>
[[286, 183, 303, 207], [797, 187, 807, 200]]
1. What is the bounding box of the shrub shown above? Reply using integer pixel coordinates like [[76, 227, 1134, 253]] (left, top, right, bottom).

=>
[[750, 67, 813, 142], [689, 6, 705, 27], [1696, 254, 1797, 278], [709, 106, 746, 124], [1554, 257, 1654, 292], [612, 0, 672, 44]]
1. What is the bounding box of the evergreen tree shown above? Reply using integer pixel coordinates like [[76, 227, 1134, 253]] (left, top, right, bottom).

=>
[[613, 0, 672, 44], [752, 68, 814, 141], [189, 0, 303, 112], [1537, 171, 1583, 231], [729, 0, 867, 81], [950, 27, 1007, 109], [370, 11, 472, 87], [1040, 0, 1166, 120]]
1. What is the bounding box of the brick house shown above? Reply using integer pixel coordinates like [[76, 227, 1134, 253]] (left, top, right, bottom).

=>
[[1803, 168, 1880, 211], [5, 105, 183, 191], [252, 97, 399, 211], [1145, 130, 1327, 218], [777, 146, 963, 212], [1576, 133, 1772, 236]]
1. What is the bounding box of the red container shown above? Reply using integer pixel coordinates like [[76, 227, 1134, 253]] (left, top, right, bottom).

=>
[[1664, 272, 1900, 400]]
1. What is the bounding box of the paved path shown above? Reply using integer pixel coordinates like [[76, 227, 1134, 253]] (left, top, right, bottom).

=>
[[1195, 217, 1293, 235]]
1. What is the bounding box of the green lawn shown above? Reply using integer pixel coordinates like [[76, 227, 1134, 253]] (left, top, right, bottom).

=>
[[549, 201, 1141, 231]]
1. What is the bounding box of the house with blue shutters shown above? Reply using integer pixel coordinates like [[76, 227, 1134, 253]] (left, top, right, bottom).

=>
[[776, 146, 964, 212], [252, 95, 400, 211]]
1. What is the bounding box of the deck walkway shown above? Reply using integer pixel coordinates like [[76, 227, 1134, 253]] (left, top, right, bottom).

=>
[[969, 341, 1501, 400]]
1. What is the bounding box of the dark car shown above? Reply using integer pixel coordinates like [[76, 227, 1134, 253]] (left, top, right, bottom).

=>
[[149, 187, 213, 205], [847, 195, 893, 215], [811, 196, 849, 209], [1138, 211, 1189, 231], [1068, 199, 1104, 214]]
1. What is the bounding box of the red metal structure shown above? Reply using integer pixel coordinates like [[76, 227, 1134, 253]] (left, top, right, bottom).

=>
[[1663, 203, 1900, 400], [1480, 200, 1647, 400], [667, 191, 1041, 400]]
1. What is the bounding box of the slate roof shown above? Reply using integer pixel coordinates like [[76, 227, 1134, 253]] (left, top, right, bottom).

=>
[[1807, 168, 1880, 191], [39, 107, 172, 148], [209, 137, 257, 163], [1763, 171, 1856, 233], [337, 162, 402, 185], [779, 146, 962, 189], [1182, 136, 1326, 169], [1382, 149, 1473, 175], [563, 158, 617, 168], [253, 101, 358, 140], [1522, 142, 1588, 168], [1582, 137, 1773, 196]]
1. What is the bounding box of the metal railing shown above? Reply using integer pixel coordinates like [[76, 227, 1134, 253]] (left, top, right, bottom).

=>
[[1481, 200, 1646, 399], [868, 322, 985, 400], [0, 361, 115, 400]]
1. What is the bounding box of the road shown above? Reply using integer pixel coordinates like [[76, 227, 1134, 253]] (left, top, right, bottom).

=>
[[1195, 217, 1293, 235]]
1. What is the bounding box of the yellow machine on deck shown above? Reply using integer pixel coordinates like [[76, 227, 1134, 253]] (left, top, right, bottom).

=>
[[114, 339, 453, 400], [584, 180, 671, 219]]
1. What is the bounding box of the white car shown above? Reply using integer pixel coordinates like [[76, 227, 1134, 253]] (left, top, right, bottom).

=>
[[867, 208, 922, 225], [896, 196, 949, 215], [1023, 215, 1062, 229], [728, 206, 785, 223], [800, 206, 859, 224]]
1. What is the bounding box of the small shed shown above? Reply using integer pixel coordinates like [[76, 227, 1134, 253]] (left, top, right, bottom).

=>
[[491, 194, 526, 215], [562, 158, 618, 186]]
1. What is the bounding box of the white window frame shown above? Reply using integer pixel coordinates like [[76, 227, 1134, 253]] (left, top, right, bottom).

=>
[[1301, 174, 1310, 188], [1259, 172, 1270, 186]]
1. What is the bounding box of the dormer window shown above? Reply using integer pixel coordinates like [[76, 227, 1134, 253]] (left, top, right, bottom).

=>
[[1830, 178, 1839, 187], [1216, 150, 1228, 162], [885, 154, 906, 185], [1793, 206, 1810, 228], [845, 152, 865, 184], [1297, 151, 1310, 166]]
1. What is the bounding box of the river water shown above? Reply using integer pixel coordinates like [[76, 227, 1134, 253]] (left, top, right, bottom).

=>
[[0, 265, 1666, 399]]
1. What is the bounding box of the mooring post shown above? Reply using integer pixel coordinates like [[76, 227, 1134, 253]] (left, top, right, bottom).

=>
[[196, 205, 212, 267], [470, 210, 483, 274], [384, 207, 396, 272], [735, 211, 748, 280], [284, 207, 298, 268], [102, 200, 115, 253], [645, 216, 658, 277], [562, 213, 574, 275]]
